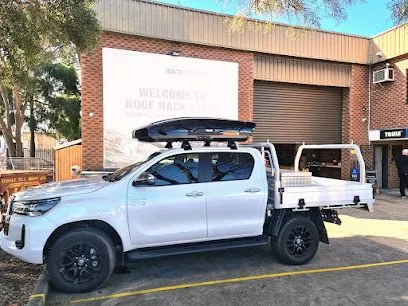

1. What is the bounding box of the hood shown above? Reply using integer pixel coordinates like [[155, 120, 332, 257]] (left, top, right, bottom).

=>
[[13, 176, 109, 201]]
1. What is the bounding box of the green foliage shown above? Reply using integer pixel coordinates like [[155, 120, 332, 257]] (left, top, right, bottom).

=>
[[35, 62, 82, 141], [46, 95, 81, 141], [0, 0, 100, 155], [0, 0, 100, 84]]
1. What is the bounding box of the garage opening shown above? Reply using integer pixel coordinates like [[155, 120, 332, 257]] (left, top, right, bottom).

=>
[[253, 81, 343, 177]]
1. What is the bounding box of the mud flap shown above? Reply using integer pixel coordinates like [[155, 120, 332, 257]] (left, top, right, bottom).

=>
[[267, 209, 286, 237], [310, 208, 330, 245]]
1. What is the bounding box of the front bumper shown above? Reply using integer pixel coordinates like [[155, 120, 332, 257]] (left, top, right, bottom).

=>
[[0, 214, 55, 264]]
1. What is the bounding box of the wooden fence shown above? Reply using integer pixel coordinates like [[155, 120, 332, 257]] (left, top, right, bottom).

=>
[[54, 140, 82, 181]]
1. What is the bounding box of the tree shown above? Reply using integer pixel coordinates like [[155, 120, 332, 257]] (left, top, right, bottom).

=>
[[27, 62, 81, 156], [388, 0, 408, 23], [229, 0, 359, 28], [184, 0, 408, 29], [36, 63, 82, 142], [0, 0, 100, 157]]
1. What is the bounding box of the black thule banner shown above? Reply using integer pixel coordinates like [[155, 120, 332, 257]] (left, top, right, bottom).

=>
[[379, 128, 408, 140]]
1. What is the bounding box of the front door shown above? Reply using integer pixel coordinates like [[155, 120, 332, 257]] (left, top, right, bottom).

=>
[[127, 153, 207, 247], [374, 146, 383, 188], [205, 151, 266, 238], [374, 145, 389, 189]]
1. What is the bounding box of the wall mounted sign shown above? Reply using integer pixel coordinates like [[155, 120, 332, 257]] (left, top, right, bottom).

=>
[[365, 170, 377, 185], [102, 48, 239, 168], [379, 128, 408, 140]]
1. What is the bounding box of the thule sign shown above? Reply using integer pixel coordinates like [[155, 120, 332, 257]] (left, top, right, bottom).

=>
[[369, 128, 408, 141], [382, 130, 403, 138], [380, 129, 407, 139]]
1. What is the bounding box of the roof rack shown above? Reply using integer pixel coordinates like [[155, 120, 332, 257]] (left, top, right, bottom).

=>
[[132, 117, 256, 150]]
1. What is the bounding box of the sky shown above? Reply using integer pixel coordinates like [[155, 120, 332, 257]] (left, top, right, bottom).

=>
[[157, 0, 396, 37]]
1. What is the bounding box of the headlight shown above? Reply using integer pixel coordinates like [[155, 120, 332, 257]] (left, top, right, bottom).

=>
[[12, 198, 61, 216]]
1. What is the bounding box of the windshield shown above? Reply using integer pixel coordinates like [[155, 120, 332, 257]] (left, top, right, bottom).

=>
[[103, 151, 163, 182]]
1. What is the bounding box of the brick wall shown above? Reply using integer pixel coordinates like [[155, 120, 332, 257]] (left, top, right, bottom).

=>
[[370, 56, 408, 130], [81, 32, 254, 170], [370, 56, 408, 188], [341, 64, 370, 179], [81, 32, 406, 189]]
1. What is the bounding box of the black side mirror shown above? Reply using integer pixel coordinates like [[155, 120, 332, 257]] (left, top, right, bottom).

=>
[[133, 173, 156, 187]]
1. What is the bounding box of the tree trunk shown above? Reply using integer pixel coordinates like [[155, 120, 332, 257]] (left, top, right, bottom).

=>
[[13, 87, 25, 157], [29, 100, 36, 157], [3, 133, 16, 157], [0, 85, 27, 158]]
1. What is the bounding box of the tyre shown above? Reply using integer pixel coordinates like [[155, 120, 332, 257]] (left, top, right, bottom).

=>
[[47, 228, 116, 293], [272, 216, 319, 265]]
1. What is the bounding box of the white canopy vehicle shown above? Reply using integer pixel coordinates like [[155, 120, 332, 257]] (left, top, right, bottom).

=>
[[0, 118, 374, 293]]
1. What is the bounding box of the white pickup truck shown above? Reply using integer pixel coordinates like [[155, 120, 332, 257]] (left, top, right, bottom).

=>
[[0, 118, 374, 293]]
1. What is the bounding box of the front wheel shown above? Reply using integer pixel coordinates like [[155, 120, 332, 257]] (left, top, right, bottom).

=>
[[272, 216, 319, 265], [47, 228, 116, 293]]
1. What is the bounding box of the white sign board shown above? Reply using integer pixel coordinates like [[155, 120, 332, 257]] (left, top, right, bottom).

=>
[[102, 48, 239, 168]]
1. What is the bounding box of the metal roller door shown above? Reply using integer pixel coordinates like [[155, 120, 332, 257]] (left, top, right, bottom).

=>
[[253, 81, 343, 144]]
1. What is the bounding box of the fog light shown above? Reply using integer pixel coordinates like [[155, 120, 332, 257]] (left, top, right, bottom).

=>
[[15, 240, 24, 249], [15, 224, 25, 249]]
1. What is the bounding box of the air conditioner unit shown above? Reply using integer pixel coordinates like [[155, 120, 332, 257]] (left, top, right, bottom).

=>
[[372, 67, 394, 84]]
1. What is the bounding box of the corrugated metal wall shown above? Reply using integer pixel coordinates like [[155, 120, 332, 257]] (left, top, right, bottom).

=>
[[254, 55, 351, 87], [96, 0, 370, 64], [253, 81, 343, 144], [55, 144, 83, 181], [371, 24, 408, 63]]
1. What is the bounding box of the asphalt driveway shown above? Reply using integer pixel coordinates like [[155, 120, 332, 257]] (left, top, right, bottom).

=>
[[47, 192, 408, 305]]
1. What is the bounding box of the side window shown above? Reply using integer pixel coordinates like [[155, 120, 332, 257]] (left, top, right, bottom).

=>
[[143, 153, 199, 186], [211, 152, 254, 182]]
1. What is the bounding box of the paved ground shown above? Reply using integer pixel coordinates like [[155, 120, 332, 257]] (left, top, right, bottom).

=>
[[48, 192, 408, 305]]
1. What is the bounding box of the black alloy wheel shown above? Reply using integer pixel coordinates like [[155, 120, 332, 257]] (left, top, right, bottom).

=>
[[286, 225, 313, 258], [47, 228, 116, 293], [272, 216, 319, 265], [59, 242, 102, 285]]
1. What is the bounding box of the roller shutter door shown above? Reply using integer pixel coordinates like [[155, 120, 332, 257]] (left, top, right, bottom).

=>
[[253, 81, 343, 144]]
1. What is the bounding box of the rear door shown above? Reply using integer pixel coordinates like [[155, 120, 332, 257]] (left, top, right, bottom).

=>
[[205, 151, 266, 238]]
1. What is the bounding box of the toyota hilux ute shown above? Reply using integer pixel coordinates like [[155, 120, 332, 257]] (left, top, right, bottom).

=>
[[0, 118, 375, 293]]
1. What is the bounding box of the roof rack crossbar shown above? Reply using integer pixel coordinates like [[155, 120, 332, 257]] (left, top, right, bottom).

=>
[[228, 140, 237, 150], [181, 141, 192, 150]]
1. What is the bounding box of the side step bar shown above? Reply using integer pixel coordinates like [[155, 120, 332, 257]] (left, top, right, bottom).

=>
[[126, 236, 268, 261]]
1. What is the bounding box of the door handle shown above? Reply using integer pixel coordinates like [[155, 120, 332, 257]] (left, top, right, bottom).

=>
[[128, 197, 147, 206], [244, 187, 261, 193], [128, 200, 147, 206], [185, 191, 204, 197]]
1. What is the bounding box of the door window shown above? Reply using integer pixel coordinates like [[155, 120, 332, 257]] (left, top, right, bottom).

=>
[[140, 153, 200, 186], [211, 152, 254, 182]]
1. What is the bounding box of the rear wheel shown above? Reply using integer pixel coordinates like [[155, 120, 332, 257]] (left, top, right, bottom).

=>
[[272, 216, 319, 265], [47, 228, 116, 293]]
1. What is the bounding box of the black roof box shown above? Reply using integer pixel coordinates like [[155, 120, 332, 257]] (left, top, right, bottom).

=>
[[132, 117, 256, 143]]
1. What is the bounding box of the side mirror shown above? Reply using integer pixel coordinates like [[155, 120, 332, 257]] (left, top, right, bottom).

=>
[[133, 173, 156, 187], [71, 165, 82, 176]]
